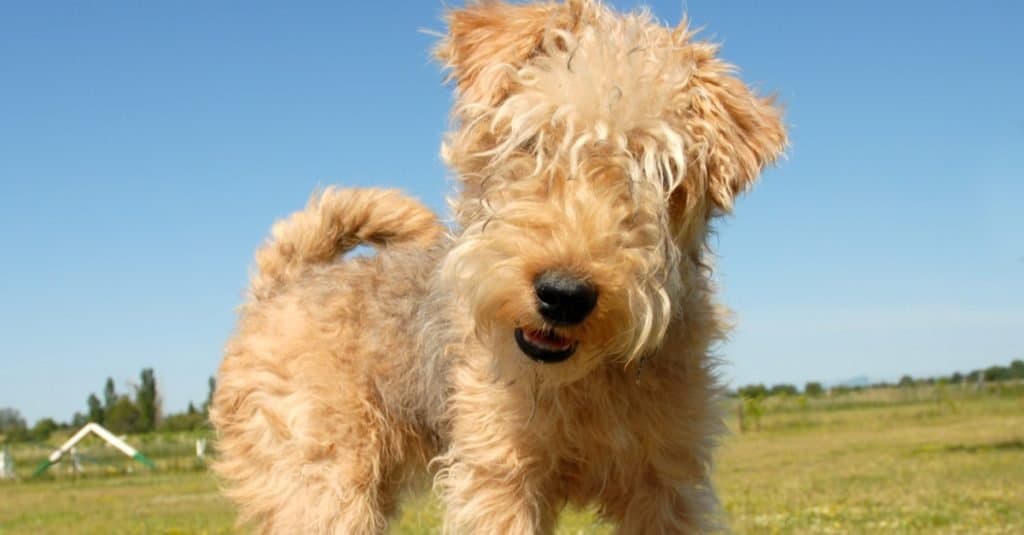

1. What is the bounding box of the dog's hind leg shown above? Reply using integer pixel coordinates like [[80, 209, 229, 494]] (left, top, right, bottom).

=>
[[212, 347, 403, 534]]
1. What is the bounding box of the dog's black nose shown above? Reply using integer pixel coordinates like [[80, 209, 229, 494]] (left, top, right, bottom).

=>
[[533, 271, 598, 326]]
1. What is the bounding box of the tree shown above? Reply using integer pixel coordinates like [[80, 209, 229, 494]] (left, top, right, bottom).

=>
[[0, 407, 29, 443], [135, 368, 160, 432], [898, 375, 915, 387], [804, 382, 824, 397], [1010, 359, 1024, 379], [71, 412, 88, 427], [87, 393, 104, 424], [203, 376, 216, 415], [740, 395, 764, 432], [103, 378, 117, 411], [0, 408, 27, 433], [30, 418, 59, 441], [104, 397, 142, 434]]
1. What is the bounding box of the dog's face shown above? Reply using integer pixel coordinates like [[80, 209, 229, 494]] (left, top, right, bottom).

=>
[[437, 0, 786, 386]]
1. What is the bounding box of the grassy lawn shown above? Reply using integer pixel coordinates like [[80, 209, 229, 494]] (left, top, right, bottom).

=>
[[718, 392, 1024, 534], [2, 388, 1021, 534], [0, 472, 234, 535]]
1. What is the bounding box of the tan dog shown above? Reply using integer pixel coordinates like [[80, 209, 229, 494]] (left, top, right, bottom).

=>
[[211, 1, 786, 533]]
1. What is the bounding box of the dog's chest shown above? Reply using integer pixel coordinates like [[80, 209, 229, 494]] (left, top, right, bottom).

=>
[[538, 367, 698, 496], [542, 374, 660, 455], [542, 398, 650, 500]]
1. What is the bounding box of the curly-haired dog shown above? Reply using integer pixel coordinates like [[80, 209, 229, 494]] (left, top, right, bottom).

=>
[[211, 1, 786, 533]]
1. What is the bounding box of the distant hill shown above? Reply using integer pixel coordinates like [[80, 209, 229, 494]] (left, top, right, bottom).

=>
[[833, 375, 873, 388]]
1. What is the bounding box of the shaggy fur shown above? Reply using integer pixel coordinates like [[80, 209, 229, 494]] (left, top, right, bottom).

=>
[[211, 1, 786, 533]]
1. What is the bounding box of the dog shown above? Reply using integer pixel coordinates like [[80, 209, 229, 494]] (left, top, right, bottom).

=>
[[210, 1, 786, 533]]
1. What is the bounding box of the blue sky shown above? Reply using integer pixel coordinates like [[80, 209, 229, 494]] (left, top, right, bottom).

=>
[[2, 1, 1021, 424]]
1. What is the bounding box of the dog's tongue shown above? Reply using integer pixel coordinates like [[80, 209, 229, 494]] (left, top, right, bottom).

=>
[[524, 329, 572, 350]]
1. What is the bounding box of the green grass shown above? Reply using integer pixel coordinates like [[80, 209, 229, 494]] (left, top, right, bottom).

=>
[[2, 387, 1021, 534], [0, 473, 234, 535], [718, 391, 1024, 534]]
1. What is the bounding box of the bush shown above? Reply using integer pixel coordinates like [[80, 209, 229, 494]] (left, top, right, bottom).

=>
[[770, 383, 798, 396], [983, 366, 1011, 382], [158, 412, 209, 433], [804, 382, 824, 397], [31, 418, 59, 441], [738, 384, 768, 398]]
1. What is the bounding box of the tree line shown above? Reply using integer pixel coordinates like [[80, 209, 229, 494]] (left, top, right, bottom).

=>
[[0, 369, 215, 444], [735, 358, 1024, 399]]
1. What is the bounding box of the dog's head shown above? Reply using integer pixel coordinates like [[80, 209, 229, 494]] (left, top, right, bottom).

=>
[[436, 0, 786, 386]]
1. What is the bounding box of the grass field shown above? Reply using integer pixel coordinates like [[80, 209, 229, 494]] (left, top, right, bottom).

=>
[[2, 385, 1021, 534]]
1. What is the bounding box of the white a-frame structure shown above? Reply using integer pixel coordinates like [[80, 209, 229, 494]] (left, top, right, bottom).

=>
[[32, 422, 156, 477], [0, 447, 15, 479]]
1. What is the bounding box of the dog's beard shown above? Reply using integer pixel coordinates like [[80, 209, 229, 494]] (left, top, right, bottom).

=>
[[444, 248, 679, 388]]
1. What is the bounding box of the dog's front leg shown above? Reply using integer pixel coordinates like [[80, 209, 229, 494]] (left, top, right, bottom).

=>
[[437, 454, 556, 535], [436, 390, 556, 535], [614, 477, 721, 535]]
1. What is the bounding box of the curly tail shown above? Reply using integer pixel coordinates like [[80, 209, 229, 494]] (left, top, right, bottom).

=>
[[250, 187, 442, 299]]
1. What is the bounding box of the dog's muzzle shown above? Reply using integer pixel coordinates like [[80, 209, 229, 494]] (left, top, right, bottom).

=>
[[512, 271, 597, 364]]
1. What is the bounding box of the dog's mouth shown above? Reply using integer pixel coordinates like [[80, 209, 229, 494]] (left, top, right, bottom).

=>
[[514, 327, 576, 364]]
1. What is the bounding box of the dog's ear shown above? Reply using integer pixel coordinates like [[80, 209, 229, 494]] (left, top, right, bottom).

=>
[[436, 0, 584, 106], [677, 40, 787, 215]]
